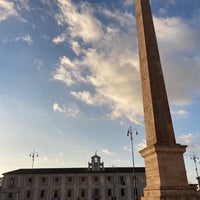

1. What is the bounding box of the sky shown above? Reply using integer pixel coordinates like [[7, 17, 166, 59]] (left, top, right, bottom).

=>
[[0, 0, 200, 184]]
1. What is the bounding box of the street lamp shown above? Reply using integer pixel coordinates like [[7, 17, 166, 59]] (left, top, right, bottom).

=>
[[127, 126, 138, 200], [190, 153, 200, 190], [29, 150, 39, 200], [111, 167, 125, 200], [29, 150, 39, 169]]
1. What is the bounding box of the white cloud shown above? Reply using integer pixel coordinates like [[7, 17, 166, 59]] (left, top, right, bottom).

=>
[[53, 1, 200, 124], [123, 145, 131, 152], [171, 108, 189, 118], [71, 40, 81, 55], [53, 102, 81, 118], [0, 0, 29, 22], [0, 0, 18, 21], [123, 140, 146, 153], [54, 56, 88, 86], [178, 133, 200, 155], [123, 0, 134, 6], [158, 8, 167, 16], [101, 149, 115, 156], [154, 17, 196, 52], [34, 59, 43, 71], [52, 33, 66, 44], [55, 0, 103, 43], [136, 139, 147, 151], [16, 34, 33, 45], [154, 16, 200, 106], [58, 152, 64, 156], [53, 6, 143, 123], [70, 91, 106, 106]]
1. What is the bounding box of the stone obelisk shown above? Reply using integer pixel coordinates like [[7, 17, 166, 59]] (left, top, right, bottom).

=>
[[134, 0, 198, 199]]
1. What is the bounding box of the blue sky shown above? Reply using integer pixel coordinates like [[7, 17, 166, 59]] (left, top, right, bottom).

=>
[[0, 0, 200, 184]]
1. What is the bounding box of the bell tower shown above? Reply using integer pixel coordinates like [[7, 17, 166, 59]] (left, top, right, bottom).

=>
[[88, 152, 104, 171]]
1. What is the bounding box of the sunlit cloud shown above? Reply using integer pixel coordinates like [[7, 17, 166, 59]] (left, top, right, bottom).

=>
[[154, 16, 200, 106], [171, 108, 189, 118], [0, 0, 18, 21], [53, 102, 81, 118], [52, 33, 66, 44], [55, 0, 103, 43], [53, 0, 200, 125], [123, 145, 131, 152], [53, 0, 143, 124], [123, 0, 134, 6], [178, 133, 200, 155], [136, 139, 147, 151], [34, 59, 43, 71], [101, 149, 115, 156], [16, 34, 33, 45], [58, 152, 64, 156]]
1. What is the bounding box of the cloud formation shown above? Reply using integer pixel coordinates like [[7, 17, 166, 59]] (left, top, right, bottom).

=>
[[171, 107, 189, 119], [178, 133, 200, 155], [154, 17, 200, 105], [101, 149, 115, 156], [53, 102, 81, 118], [53, 0, 200, 124], [16, 34, 33, 45], [53, 0, 142, 124], [0, 0, 18, 21]]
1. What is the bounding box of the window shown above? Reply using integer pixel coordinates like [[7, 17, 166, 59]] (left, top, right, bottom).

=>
[[107, 189, 112, 196], [107, 176, 111, 182], [10, 177, 15, 185], [121, 189, 125, 196], [54, 190, 58, 198], [81, 189, 85, 197], [68, 177, 72, 182], [8, 193, 13, 198], [42, 177, 46, 183], [55, 177, 59, 182], [133, 175, 137, 181], [28, 177, 32, 183], [67, 189, 72, 197], [120, 176, 125, 185], [94, 189, 99, 195], [40, 190, 45, 198], [94, 176, 98, 182], [81, 177, 85, 182], [27, 190, 31, 198]]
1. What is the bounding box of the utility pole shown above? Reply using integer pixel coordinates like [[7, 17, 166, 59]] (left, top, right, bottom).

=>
[[127, 127, 138, 200]]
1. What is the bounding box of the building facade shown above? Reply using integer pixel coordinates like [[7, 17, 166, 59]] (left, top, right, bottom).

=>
[[1, 153, 146, 200]]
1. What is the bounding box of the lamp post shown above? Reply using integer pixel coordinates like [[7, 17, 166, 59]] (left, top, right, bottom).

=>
[[29, 150, 39, 169], [29, 150, 38, 199], [127, 127, 138, 200], [111, 166, 125, 200], [190, 153, 200, 190]]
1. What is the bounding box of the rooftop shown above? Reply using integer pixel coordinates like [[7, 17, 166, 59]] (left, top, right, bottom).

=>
[[4, 167, 145, 175]]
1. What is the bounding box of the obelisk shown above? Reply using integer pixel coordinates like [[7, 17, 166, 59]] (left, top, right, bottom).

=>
[[134, 0, 198, 199]]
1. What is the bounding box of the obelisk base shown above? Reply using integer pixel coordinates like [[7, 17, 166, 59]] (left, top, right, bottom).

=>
[[140, 144, 198, 200]]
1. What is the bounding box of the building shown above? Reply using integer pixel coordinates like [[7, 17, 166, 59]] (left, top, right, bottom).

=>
[[0, 153, 146, 200]]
